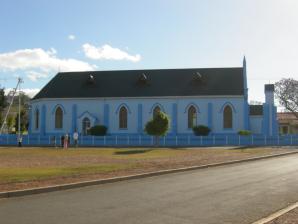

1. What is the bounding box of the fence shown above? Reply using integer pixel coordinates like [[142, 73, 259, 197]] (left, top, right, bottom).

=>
[[0, 134, 298, 147]]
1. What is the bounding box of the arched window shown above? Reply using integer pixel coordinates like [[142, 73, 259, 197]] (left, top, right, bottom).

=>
[[35, 109, 39, 130], [188, 106, 197, 128], [119, 106, 128, 129], [55, 107, 63, 129], [153, 106, 161, 118], [223, 105, 233, 129], [82, 117, 91, 135]]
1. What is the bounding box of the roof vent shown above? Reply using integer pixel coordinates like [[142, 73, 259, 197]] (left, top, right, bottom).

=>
[[195, 72, 202, 79], [87, 74, 95, 85], [137, 73, 148, 85], [140, 73, 147, 81], [193, 72, 203, 82]]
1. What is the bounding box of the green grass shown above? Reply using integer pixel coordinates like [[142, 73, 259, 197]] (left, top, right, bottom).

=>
[[0, 164, 134, 183], [0, 146, 281, 185]]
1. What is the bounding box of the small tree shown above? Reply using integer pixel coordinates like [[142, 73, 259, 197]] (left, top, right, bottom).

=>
[[275, 78, 298, 118], [144, 111, 169, 146], [6, 115, 14, 133], [14, 108, 28, 133]]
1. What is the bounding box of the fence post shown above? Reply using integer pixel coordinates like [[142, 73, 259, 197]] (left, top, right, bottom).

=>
[[226, 135, 228, 145], [92, 136, 95, 146], [139, 135, 141, 145], [200, 136, 203, 145], [238, 135, 241, 146], [115, 135, 118, 145], [27, 135, 30, 145], [48, 135, 51, 145], [264, 136, 267, 145], [188, 136, 190, 145], [163, 136, 166, 146], [251, 135, 254, 145]]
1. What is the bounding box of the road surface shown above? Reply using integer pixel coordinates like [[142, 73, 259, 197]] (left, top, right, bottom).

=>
[[1, 154, 298, 224]]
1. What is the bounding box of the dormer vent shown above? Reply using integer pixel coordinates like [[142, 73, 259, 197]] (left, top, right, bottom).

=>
[[140, 73, 147, 81], [87, 74, 95, 85], [137, 73, 148, 85]]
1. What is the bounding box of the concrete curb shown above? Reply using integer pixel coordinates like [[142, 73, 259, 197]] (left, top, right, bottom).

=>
[[251, 201, 298, 224], [1, 150, 298, 199]]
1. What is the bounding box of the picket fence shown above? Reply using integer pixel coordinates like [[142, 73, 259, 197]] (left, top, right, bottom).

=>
[[0, 134, 298, 147]]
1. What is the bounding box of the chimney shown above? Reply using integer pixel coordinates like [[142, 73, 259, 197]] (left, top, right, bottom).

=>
[[265, 84, 274, 105]]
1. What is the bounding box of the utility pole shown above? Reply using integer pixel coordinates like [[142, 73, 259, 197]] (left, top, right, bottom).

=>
[[0, 77, 23, 135], [18, 77, 23, 141]]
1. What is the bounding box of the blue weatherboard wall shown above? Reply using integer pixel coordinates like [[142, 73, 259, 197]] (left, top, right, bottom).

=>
[[41, 104, 46, 135], [208, 103, 213, 131], [171, 103, 177, 135], [71, 104, 77, 132], [30, 97, 249, 136], [104, 104, 109, 132], [137, 104, 143, 133]]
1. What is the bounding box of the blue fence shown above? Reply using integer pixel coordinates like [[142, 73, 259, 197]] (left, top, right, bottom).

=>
[[0, 134, 298, 147]]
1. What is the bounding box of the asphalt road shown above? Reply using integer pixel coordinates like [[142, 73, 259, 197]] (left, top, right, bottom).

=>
[[1, 154, 298, 224]]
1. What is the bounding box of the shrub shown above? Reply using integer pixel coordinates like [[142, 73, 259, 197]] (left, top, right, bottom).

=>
[[145, 111, 169, 137], [192, 125, 211, 136], [238, 130, 252, 136], [145, 111, 170, 146], [89, 125, 107, 136]]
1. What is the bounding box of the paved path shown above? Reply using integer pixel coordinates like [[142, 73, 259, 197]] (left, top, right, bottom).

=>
[[1, 154, 298, 224]]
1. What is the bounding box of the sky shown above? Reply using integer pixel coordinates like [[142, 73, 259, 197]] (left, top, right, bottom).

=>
[[0, 0, 297, 106]]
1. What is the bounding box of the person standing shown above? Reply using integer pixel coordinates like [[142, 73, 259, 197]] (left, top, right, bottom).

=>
[[73, 131, 78, 148], [64, 134, 69, 149], [18, 135, 22, 147]]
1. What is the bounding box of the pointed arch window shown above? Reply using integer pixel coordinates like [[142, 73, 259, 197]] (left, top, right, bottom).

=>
[[223, 105, 233, 129], [153, 106, 161, 118], [188, 106, 197, 128], [35, 109, 39, 130], [119, 106, 128, 129], [82, 117, 91, 135], [55, 107, 63, 129]]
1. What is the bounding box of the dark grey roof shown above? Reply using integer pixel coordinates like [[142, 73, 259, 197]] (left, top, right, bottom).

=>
[[33, 67, 244, 100], [249, 105, 263, 116]]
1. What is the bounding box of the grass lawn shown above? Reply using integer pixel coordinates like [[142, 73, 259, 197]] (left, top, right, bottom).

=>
[[0, 146, 294, 191]]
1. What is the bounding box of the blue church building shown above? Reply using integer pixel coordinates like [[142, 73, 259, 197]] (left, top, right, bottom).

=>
[[29, 58, 278, 137]]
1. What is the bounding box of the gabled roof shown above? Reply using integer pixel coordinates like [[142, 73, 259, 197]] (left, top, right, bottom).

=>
[[33, 67, 244, 100], [249, 105, 263, 116]]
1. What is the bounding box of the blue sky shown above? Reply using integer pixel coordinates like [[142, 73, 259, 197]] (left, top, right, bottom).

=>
[[0, 0, 297, 105]]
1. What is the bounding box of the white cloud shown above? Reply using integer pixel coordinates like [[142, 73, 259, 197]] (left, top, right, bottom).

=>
[[26, 71, 48, 82], [68, 34, 76, 40], [82, 43, 141, 62], [5, 88, 40, 98], [0, 48, 96, 72]]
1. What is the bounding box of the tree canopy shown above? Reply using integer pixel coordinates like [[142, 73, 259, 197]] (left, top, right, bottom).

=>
[[275, 78, 298, 118], [144, 111, 169, 137]]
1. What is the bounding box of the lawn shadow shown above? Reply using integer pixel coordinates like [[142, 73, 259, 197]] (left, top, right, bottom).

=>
[[114, 149, 153, 155]]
